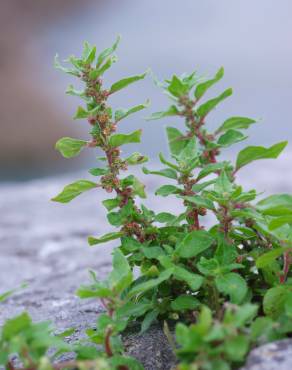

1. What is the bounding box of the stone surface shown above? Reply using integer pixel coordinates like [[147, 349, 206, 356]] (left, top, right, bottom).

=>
[[1, 171, 292, 369], [0, 174, 179, 369], [241, 339, 292, 370]]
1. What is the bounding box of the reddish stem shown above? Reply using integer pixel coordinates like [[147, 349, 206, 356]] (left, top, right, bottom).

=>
[[105, 328, 113, 357], [280, 251, 291, 284]]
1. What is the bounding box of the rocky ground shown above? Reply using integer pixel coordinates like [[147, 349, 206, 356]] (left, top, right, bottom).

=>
[[1, 161, 292, 369]]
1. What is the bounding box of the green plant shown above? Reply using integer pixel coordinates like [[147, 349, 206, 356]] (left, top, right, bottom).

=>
[[2, 37, 292, 370]]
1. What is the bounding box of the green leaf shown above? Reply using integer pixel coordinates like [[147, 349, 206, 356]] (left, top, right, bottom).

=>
[[197, 162, 229, 181], [142, 246, 165, 259], [116, 301, 150, 319], [76, 282, 112, 299], [225, 335, 250, 362], [54, 54, 80, 77], [180, 195, 215, 210], [115, 100, 150, 122], [128, 269, 173, 297], [194, 67, 224, 99], [73, 105, 89, 119], [88, 232, 124, 246], [257, 194, 292, 216], [90, 55, 117, 79], [109, 72, 147, 94], [236, 141, 287, 170], [166, 127, 188, 156], [147, 105, 179, 120], [52, 180, 97, 203], [263, 286, 289, 318], [215, 272, 247, 304], [126, 152, 148, 165], [132, 176, 146, 198], [109, 130, 142, 147], [55, 137, 87, 158], [143, 167, 177, 179], [217, 129, 247, 147], [110, 355, 144, 370], [2, 312, 32, 340], [197, 88, 232, 118], [96, 35, 120, 68], [155, 212, 176, 223], [102, 198, 120, 211], [167, 75, 189, 97], [217, 116, 256, 133], [174, 266, 204, 291], [256, 247, 287, 268], [110, 248, 133, 291], [176, 230, 215, 258], [214, 170, 233, 194], [140, 309, 159, 333], [269, 216, 292, 230], [155, 185, 180, 197], [89, 167, 108, 176], [171, 295, 200, 311]]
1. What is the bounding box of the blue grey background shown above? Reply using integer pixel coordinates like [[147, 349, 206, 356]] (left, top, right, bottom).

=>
[[1, 0, 291, 180]]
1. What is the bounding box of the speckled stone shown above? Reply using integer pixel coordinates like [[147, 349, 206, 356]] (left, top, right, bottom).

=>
[[241, 339, 292, 370]]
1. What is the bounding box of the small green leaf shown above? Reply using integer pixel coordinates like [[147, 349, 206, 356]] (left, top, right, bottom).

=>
[[89, 167, 108, 176], [197, 88, 232, 118], [52, 180, 97, 203], [155, 185, 180, 197], [128, 269, 173, 297], [269, 215, 292, 230], [142, 246, 165, 259], [174, 267, 204, 291], [257, 194, 292, 216], [109, 130, 142, 147], [109, 248, 133, 291], [88, 232, 124, 245], [155, 212, 176, 223], [143, 167, 177, 179], [176, 230, 215, 258], [236, 141, 287, 170], [180, 195, 215, 210], [256, 247, 288, 268], [73, 106, 89, 119], [217, 129, 247, 147], [2, 312, 32, 340], [147, 105, 179, 120], [126, 152, 148, 165], [225, 335, 250, 362], [140, 309, 159, 333], [217, 116, 256, 133], [166, 127, 188, 156], [55, 137, 87, 158], [263, 286, 289, 318], [76, 283, 112, 299], [102, 198, 120, 211], [54, 54, 80, 77], [115, 100, 150, 122], [215, 272, 247, 304], [109, 72, 147, 94], [171, 295, 200, 311], [167, 75, 189, 97], [96, 35, 120, 68], [132, 176, 146, 198], [90, 55, 117, 79], [195, 67, 224, 100], [197, 162, 229, 181]]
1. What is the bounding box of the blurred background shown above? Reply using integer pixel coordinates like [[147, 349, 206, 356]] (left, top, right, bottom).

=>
[[1, 0, 292, 182]]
